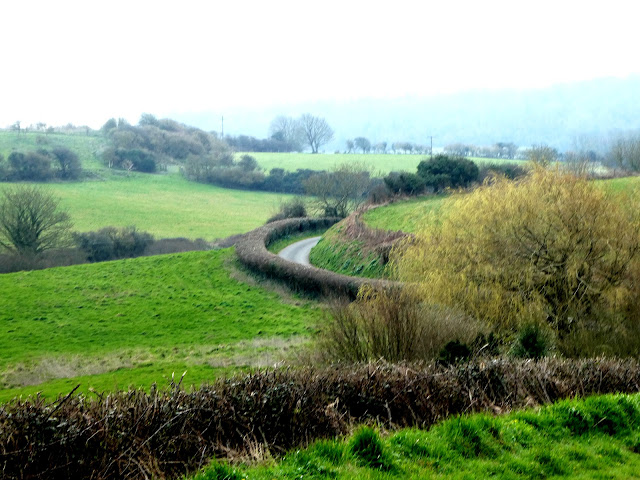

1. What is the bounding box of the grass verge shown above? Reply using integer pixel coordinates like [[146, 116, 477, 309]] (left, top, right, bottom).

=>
[[191, 392, 640, 479]]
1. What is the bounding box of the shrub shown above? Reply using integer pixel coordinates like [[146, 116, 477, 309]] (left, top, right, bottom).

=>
[[392, 168, 640, 357], [416, 154, 479, 192], [74, 226, 154, 262], [383, 171, 426, 195], [438, 340, 472, 366], [51, 147, 82, 179], [266, 197, 307, 223], [7, 150, 53, 181], [477, 161, 528, 182], [319, 287, 485, 362], [511, 323, 552, 359]]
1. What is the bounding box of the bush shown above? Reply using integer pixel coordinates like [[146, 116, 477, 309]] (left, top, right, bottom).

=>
[[383, 171, 426, 195], [51, 147, 82, 179], [393, 168, 640, 357], [319, 287, 485, 362], [7, 151, 53, 181], [416, 154, 479, 192], [511, 323, 552, 359], [266, 197, 307, 223], [477, 162, 528, 182], [74, 226, 154, 262]]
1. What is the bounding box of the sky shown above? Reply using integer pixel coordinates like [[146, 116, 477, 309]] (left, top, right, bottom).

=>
[[1, 0, 639, 130]]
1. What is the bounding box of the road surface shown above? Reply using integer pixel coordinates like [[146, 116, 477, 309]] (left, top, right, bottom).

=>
[[277, 236, 321, 266]]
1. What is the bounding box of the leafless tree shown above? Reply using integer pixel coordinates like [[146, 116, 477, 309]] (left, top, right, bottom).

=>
[[269, 116, 303, 151], [0, 186, 73, 257], [303, 163, 371, 217], [298, 114, 334, 154]]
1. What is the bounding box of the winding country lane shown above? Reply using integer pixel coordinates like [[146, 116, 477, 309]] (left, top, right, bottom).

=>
[[277, 236, 321, 265]]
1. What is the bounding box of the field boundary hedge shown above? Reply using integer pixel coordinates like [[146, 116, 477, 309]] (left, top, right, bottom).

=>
[[3, 358, 640, 479], [234, 217, 395, 298]]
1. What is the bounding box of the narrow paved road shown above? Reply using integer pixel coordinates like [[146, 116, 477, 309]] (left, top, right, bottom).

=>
[[277, 236, 321, 266]]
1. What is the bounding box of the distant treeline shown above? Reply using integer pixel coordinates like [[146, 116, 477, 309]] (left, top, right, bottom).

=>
[[0, 147, 81, 181]]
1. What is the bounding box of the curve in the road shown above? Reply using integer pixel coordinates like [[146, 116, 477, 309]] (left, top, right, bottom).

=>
[[277, 236, 321, 266]]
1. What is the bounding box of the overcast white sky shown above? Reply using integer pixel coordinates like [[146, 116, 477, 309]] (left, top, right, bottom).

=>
[[1, 0, 638, 129]]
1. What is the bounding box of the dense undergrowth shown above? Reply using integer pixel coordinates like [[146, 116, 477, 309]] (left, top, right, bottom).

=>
[[3, 358, 640, 479]]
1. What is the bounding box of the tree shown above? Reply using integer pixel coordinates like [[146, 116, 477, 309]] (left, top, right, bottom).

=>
[[607, 132, 640, 172], [269, 115, 303, 152], [526, 144, 558, 166], [8, 151, 52, 181], [298, 114, 334, 154], [416, 154, 479, 193], [354, 137, 371, 153], [345, 139, 355, 153], [0, 186, 73, 257], [52, 147, 82, 180], [393, 168, 640, 355], [304, 163, 371, 217]]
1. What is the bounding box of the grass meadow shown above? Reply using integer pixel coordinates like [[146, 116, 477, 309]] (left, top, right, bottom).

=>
[[240, 152, 522, 175], [0, 249, 322, 402], [191, 393, 640, 479]]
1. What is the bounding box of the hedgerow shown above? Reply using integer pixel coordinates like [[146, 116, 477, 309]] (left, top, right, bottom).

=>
[[3, 358, 640, 479], [234, 217, 393, 298]]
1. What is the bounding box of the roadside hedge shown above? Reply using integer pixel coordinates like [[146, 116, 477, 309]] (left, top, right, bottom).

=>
[[3, 358, 640, 479], [234, 217, 394, 298]]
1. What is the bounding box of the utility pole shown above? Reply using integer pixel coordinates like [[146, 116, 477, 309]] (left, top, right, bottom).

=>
[[221, 116, 224, 138]]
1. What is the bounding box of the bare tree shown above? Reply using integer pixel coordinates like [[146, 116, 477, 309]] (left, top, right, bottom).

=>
[[607, 132, 640, 172], [525, 144, 558, 167], [298, 114, 334, 154], [345, 139, 355, 153], [269, 115, 303, 151], [0, 186, 73, 257], [303, 163, 371, 217]]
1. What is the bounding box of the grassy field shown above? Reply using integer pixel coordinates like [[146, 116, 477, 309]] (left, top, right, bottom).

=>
[[0, 173, 293, 240], [191, 392, 640, 479], [0, 131, 105, 170], [0, 249, 323, 402], [242, 152, 522, 175]]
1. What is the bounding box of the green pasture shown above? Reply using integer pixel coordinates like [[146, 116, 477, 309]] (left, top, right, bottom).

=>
[[240, 152, 522, 175], [0, 131, 105, 170], [0, 174, 293, 240], [191, 393, 640, 480], [0, 249, 322, 402]]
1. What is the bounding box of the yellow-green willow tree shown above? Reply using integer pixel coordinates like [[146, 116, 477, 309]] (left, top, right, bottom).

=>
[[391, 168, 640, 353]]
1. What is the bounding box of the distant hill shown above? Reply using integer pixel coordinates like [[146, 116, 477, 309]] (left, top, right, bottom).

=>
[[171, 76, 640, 152]]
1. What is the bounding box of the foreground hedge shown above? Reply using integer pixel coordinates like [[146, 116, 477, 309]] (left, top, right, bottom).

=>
[[3, 358, 640, 479], [235, 217, 394, 298]]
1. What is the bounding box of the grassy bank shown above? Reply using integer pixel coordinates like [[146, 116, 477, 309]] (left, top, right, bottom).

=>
[[192, 392, 640, 479], [0, 249, 322, 401]]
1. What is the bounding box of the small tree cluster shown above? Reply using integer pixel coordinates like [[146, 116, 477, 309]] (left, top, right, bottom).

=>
[[101, 114, 229, 173], [269, 114, 333, 154], [0, 148, 81, 181]]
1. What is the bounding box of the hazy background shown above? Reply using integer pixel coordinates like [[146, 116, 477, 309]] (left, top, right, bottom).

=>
[[2, 0, 639, 150]]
